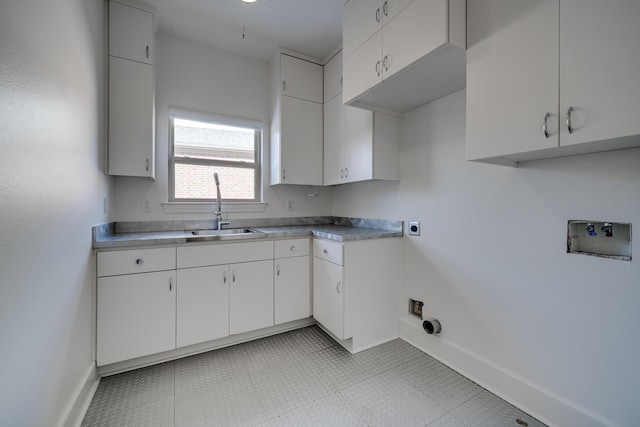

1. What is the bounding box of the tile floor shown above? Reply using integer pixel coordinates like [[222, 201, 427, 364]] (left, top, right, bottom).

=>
[[82, 326, 547, 427]]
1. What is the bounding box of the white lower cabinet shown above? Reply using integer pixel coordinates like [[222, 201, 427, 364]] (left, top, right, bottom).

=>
[[176, 265, 230, 348], [312, 237, 401, 352], [229, 260, 274, 335], [97, 270, 176, 366], [313, 256, 345, 339], [274, 238, 311, 325]]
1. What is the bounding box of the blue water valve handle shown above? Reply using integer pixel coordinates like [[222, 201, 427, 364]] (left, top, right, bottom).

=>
[[588, 231, 598, 236]]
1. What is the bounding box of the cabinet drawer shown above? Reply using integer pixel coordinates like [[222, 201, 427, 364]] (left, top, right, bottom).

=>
[[313, 239, 344, 265], [275, 238, 310, 258], [97, 248, 176, 277], [177, 241, 273, 269]]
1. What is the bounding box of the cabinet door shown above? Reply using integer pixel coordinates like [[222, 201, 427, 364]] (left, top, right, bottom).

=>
[[560, 0, 640, 147], [176, 266, 229, 348], [344, 106, 374, 183], [229, 260, 274, 335], [313, 257, 345, 340], [108, 56, 154, 177], [323, 95, 345, 186], [466, 0, 559, 160], [280, 54, 323, 103], [280, 96, 323, 185], [274, 257, 311, 324], [382, 0, 448, 80], [109, 1, 154, 64], [324, 51, 343, 103], [382, 0, 415, 24], [97, 271, 175, 366], [343, 0, 383, 59], [343, 31, 383, 104]]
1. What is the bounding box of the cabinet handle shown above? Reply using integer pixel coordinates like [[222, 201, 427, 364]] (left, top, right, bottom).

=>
[[135, 258, 143, 265], [290, 245, 296, 252], [345, 167, 349, 179], [375, 60, 381, 77], [146, 45, 149, 59], [383, 55, 389, 72], [340, 76, 343, 87], [375, 7, 381, 23], [542, 112, 551, 139], [566, 106, 574, 134], [323, 249, 328, 255], [340, 168, 344, 179], [169, 278, 172, 291], [282, 81, 286, 93], [145, 158, 149, 172], [232, 271, 236, 283], [276, 264, 280, 276], [336, 281, 341, 294], [223, 270, 227, 284], [383, 1, 388, 16], [282, 169, 286, 181]]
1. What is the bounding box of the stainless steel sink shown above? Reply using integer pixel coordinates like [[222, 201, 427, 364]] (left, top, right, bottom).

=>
[[186, 228, 262, 240]]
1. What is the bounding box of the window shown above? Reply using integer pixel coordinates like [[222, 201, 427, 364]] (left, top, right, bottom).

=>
[[169, 109, 261, 202]]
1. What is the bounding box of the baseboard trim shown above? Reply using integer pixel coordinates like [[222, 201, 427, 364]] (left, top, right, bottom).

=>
[[400, 319, 618, 427], [56, 363, 99, 427]]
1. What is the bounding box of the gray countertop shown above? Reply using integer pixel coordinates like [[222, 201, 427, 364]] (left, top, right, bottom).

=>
[[93, 217, 403, 249]]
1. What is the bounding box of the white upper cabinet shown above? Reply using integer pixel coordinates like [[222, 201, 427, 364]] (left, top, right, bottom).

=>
[[559, 0, 640, 148], [343, 0, 466, 113], [109, 0, 154, 64], [466, 0, 559, 162], [467, 0, 640, 165], [323, 51, 400, 186], [107, 0, 156, 178], [280, 54, 323, 103], [323, 51, 343, 103], [270, 52, 324, 186]]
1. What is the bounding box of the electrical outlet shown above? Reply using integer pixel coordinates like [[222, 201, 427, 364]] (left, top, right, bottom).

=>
[[286, 200, 294, 212], [142, 199, 152, 212], [408, 221, 420, 236]]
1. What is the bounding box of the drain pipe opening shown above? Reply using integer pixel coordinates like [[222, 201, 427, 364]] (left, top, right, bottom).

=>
[[423, 318, 442, 335]]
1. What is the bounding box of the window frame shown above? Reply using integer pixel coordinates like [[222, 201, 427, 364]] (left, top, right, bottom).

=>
[[168, 107, 262, 203]]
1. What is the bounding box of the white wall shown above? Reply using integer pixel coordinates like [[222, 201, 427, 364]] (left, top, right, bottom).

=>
[[332, 90, 640, 427], [112, 33, 332, 222], [0, 0, 109, 426]]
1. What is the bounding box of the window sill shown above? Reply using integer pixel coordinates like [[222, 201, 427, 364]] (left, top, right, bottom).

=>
[[162, 202, 267, 214]]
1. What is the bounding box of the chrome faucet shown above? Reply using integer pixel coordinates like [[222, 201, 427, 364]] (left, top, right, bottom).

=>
[[213, 172, 230, 230]]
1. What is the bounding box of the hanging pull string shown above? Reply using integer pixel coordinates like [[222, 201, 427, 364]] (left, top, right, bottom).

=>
[[242, 2, 246, 39]]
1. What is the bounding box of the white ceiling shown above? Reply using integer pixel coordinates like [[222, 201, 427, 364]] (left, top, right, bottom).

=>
[[144, 0, 344, 61]]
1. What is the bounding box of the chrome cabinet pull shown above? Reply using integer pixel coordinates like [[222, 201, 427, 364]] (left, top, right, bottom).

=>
[[232, 271, 236, 283], [323, 249, 328, 255], [383, 55, 389, 72], [543, 112, 551, 138], [146, 45, 149, 59], [340, 168, 344, 179], [566, 106, 574, 134], [340, 76, 343, 87], [282, 169, 286, 181], [145, 158, 149, 172], [290, 245, 296, 252], [375, 7, 381, 23], [135, 258, 143, 265], [383, 1, 388, 16], [282, 81, 286, 93], [223, 271, 227, 284], [345, 167, 349, 179], [375, 60, 381, 77], [276, 264, 280, 276], [336, 281, 341, 294], [169, 278, 173, 291]]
